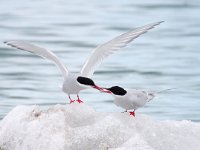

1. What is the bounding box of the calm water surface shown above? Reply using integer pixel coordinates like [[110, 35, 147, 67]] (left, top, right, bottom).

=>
[[0, 0, 200, 121]]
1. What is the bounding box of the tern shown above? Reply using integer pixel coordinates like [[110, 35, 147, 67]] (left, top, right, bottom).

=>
[[103, 86, 174, 116], [4, 21, 162, 103]]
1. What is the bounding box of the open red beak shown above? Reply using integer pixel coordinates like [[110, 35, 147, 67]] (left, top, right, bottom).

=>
[[92, 85, 112, 94]]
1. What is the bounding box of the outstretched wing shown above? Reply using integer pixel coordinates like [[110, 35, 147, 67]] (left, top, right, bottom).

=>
[[4, 41, 68, 78], [81, 21, 163, 77]]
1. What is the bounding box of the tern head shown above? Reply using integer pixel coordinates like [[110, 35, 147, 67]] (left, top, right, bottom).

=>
[[77, 76, 103, 91], [77, 76, 95, 86], [106, 86, 127, 96]]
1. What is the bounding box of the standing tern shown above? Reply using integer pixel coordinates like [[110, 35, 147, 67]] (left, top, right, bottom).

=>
[[3, 41, 101, 104], [4, 21, 163, 103], [102, 86, 174, 116]]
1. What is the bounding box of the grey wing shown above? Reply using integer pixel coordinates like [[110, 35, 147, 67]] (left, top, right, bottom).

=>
[[130, 91, 149, 109], [4, 41, 68, 78], [80, 21, 163, 77]]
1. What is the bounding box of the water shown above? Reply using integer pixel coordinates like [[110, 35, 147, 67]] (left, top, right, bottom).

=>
[[0, 0, 200, 121]]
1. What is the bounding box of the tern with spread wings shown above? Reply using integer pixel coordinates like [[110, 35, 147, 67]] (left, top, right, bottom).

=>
[[4, 21, 163, 103]]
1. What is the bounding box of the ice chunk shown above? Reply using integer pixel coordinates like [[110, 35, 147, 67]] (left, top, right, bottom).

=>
[[0, 103, 200, 150]]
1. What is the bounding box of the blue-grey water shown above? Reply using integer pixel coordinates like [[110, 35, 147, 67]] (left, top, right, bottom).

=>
[[0, 0, 200, 121]]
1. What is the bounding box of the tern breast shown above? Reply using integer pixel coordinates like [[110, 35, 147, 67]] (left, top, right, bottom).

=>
[[62, 73, 86, 95]]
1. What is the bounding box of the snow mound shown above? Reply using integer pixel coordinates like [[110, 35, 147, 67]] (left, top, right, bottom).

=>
[[0, 104, 200, 150]]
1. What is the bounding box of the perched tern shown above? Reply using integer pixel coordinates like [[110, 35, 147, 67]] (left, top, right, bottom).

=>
[[3, 41, 101, 104], [4, 21, 162, 103], [103, 86, 173, 116]]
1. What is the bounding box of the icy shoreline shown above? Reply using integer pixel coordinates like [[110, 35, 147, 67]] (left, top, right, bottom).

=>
[[0, 103, 200, 150]]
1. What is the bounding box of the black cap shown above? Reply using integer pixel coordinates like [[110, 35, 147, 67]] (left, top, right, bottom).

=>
[[77, 76, 95, 86], [107, 86, 127, 96]]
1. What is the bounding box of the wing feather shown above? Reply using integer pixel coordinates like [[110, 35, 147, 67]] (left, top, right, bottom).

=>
[[81, 21, 163, 77], [4, 41, 68, 78]]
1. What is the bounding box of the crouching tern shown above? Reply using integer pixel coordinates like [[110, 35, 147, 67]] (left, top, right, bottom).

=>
[[4, 21, 162, 103], [102, 86, 174, 116]]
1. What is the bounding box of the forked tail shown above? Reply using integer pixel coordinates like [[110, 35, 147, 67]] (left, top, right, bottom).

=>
[[147, 88, 176, 102]]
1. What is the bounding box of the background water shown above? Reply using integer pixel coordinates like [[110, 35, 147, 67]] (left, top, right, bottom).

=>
[[0, 0, 200, 121]]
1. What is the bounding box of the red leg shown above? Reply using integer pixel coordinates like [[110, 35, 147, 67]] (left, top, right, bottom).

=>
[[69, 95, 75, 104], [76, 95, 83, 103], [129, 111, 135, 117]]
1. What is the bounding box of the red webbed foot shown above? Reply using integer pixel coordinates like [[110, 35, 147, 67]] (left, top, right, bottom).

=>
[[129, 111, 135, 117], [68, 95, 75, 104], [76, 95, 84, 103], [76, 99, 83, 103], [70, 99, 75, 104]]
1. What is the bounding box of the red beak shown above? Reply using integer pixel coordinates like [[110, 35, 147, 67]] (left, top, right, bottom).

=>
[[92, 85, 112, 94]]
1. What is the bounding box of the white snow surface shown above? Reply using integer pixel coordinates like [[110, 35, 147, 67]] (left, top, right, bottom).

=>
[[0, 103, 200, 150]]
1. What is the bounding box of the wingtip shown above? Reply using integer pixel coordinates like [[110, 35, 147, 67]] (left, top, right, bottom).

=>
[[148, 21, 164, 28], [157, 21, 165, 24], [160, 20, 165, 23], [4, 40, 21, 46], [3, 40, 14, 44]]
